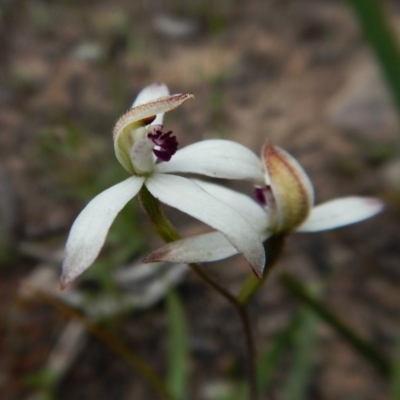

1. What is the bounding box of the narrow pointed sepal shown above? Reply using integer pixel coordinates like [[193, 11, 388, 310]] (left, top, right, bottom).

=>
[[144, 231, 239, 264], [192, 179, 267, 234], [296, 196, 384, 232], [145, 174, 266, 277], [60, 177, 145, 289], [132, 83, 170, 108], [156, 140, 265, 184]]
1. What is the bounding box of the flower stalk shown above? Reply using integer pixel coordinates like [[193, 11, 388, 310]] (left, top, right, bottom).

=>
[[138, 185, 180, 242], [237, 234, 286, 305]]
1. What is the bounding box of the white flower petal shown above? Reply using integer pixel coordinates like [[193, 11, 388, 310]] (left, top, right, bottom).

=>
[[192, 179, 268, 234], [132, 83, 170, 107], [144, 232, 239, 264], [296, 197, 384, 232], [155, 140, 264, 184], [132, 83, 170, 125], [61, 176, 145, 288], [146, 174, 266, 276]]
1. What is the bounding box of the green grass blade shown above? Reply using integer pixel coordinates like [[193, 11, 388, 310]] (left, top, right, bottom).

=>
[[166, 290, 189, 400], [282, 309, 317, 400], [216, 381, 248, 400], [347, 0, 400, 119], [391, 328, 400, 399], [280, 273, 391, 377], [257, 314, 301, 393]]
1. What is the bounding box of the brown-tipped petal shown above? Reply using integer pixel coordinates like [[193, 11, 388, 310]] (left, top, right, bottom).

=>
[[143, 232, 239, 264], [112, 93, 194, 140], [262, 142, 314, 233]]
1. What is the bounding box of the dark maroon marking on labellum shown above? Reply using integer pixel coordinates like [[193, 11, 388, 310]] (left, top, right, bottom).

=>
[[254, 186, 268, 206], [148, 128, 178, 162]]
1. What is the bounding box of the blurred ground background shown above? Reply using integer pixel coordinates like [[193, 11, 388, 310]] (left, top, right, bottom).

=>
[[1, 0, 400, 399]]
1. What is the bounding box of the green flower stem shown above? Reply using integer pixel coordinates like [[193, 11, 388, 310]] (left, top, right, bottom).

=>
[[237, 274, 270, 305], [139, 185, 259, 400], [138, 186, 181, 242], [34, 289, 174, 400], [347, 0, 400, 119], [280, 273, 392, 377], [138, 185, 240, 302], [237, 235, 286, 305]]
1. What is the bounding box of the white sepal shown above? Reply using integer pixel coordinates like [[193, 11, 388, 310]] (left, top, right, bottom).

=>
[[144, 231, 239, 264], [132, 83, 170, 125], [297, 197, 384, 232], [61, 176, 145, 288], [132, 83, 169, 106], [156, 140, 265, 185], [145, 173, 266, 276], [193, 179, 267, 235]]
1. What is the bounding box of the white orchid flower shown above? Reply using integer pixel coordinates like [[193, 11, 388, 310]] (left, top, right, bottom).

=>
[[61, 83, 266, 288], [144, 141, 384, 274]]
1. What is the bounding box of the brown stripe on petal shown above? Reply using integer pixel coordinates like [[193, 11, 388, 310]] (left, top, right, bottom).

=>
[[263, 142, 313, 232], [112, 93, 194, 140]]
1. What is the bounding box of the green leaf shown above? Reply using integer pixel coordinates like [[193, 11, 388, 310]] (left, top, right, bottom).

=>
[[391, 328, 400, 399], [216, 381, 248, 400], [280, 273, 391, 377], [166, 290, 189, 400], [257, 314, 301, 392], [24, 366, 60, 390], [347, 0, 400, 119], [282, 309, 317, 400]]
